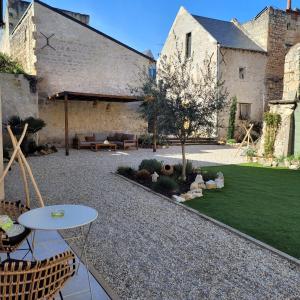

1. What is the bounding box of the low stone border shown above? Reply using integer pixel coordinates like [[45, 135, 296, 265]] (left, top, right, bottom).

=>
[[59, 233, 121, 300], [114, 172, 300, 267]]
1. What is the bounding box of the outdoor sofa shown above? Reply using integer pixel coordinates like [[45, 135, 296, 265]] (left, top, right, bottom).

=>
[[73, 132, 138, 150]]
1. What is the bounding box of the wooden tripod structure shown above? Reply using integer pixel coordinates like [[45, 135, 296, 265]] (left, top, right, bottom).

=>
[[0, 124, 45, 208], [235, 124, 255, 157]]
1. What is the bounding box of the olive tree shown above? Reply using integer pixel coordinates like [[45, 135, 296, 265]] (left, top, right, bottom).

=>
[[157, 38, 228, 180], [138, 75, 168, 152]]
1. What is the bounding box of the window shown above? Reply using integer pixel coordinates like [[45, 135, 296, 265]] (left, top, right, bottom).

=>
[[185, 32, 192, 58], [148, 66, 156, 79], [239, 67, 245, 80], [239, 103, 251, 120]]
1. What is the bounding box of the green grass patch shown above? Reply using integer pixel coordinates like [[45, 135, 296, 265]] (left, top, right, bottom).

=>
[[185, 164, 300, 258]]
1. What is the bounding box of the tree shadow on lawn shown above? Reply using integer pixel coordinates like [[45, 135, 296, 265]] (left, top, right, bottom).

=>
[[185, 164, 300, 259]]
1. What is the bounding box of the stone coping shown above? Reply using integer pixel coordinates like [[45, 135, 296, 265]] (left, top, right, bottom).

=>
[[114, 172, 300, 267]]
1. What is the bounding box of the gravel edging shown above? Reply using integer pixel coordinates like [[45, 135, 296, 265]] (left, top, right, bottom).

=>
[[114, 172, 300, 267]]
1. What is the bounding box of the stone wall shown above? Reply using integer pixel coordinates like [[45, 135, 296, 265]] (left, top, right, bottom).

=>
[[9, 3, 37, 75], [34, 1, 153, 100], [283, 43, 300, 100], [0, 73, 38, 124], [243, 8, 300, 104], [259, 102, 296, 157], [39, 101, 147, 144], [159, 6, 218, 79]]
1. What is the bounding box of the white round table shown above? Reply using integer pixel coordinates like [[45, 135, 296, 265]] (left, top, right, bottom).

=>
[[18, 204, 98, 230], [18, 204, 98, 300]]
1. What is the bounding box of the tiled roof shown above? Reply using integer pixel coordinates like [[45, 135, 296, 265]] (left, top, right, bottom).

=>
[[192, 15, 265, 53]]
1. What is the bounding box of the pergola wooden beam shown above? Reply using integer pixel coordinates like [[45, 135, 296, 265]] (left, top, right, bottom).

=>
[[49, 91, 143, 156]]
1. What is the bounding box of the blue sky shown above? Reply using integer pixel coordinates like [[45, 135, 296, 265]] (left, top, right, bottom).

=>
[[2, 1, 289, 57]]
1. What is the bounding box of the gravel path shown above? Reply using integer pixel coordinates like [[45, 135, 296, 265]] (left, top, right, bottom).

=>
[[4, 146, 300, 299]]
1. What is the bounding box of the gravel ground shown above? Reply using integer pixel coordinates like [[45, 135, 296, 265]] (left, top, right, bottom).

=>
[[4, 145, 300, 299]]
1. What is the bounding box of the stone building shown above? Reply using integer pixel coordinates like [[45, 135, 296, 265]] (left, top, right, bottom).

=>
[[0, 0, 155, 144], [160, 2, 300, 138]]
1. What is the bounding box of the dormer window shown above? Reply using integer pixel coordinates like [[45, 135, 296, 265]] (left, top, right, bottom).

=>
[[185, 32, 192, 58]]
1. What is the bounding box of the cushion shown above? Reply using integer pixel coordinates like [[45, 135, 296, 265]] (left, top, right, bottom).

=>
[[79, 141, 94, 145], [123, 134, 135, 140], [85, 136, 95, 142], [2, 224, 31, 246], [114, 132, 124, 141], [112, 141, 123, 146], [75, 134, 85, 142], [94, 133, 108, 141]]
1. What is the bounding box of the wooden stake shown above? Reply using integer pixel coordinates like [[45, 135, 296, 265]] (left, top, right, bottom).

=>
[[64, 92, 69, 156], [0, 124, 28, 183], [7, 127, 45, 207], [10, 131, 30, 207]]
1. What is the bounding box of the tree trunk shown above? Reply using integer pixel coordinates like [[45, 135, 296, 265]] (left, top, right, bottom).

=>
[[153, 114, 157, 152], [181, 142, 187, 181]]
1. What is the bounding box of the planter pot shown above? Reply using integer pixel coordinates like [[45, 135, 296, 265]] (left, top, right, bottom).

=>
[[161, 164, 174, 176]]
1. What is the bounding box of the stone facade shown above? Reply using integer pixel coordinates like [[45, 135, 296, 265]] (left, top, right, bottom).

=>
[[259, 43, 300, 157], [0, 73, 38, 122], [160, 7, 267, 138], [243, 7, 300, 104], [1, 0, 154, 144], [283, 43, 300, 100], [218, 48, 267, 137]]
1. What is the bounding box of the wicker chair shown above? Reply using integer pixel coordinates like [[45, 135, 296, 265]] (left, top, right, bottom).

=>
[[0, 251, 76, 300], [0, 201, 31, 256]]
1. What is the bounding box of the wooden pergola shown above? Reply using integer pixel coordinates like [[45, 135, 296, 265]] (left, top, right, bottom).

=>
[[48, 91, 142, 156]]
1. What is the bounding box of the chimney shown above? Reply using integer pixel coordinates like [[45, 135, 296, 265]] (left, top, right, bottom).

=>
[[287, 0, 292, 11], [0, 0, 5, 28]]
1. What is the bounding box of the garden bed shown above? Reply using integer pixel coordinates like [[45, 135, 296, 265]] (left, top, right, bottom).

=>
[[117, 159, 223, 201]]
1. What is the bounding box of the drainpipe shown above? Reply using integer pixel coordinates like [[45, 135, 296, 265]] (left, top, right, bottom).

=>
[[0, 0, 5, 28], [216, 42, 221, 138]]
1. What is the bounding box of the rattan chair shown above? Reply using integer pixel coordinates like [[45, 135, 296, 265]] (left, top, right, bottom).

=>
[[0, 125, 45, 258], [0, 201, 31, 255], [0, 250, 76, 300]]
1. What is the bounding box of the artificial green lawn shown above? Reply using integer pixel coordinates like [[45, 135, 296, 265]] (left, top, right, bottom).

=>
[[185, 163, 300, 258]]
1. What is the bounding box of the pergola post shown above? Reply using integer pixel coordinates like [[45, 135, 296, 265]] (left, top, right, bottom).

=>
[[64, 92, 69, 156]]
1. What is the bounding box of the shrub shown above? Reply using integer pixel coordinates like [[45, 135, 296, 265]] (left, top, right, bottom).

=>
[[0, 52, 25, 74], [117, 166, 136, 177], [263, 112, 281, 157], [227, 96, 237, 140], [153, 176, 178, 194], [173, 161, 193, 177], [226, 139, 236, 145], [201, 170, 218, 181], [136, 169, 151, 181], [139, 159, 162, 174], [245, 147, 257, 157]]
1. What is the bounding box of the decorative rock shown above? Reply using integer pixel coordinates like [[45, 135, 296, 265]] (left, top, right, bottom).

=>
[[289, 164, 300, 170], [151, 172, 159, 183], [190, 182, 200, 191], [180, 193, 194, 201], [172, 195, 185, 203], [206, 180, 217, 189], [215, 178, 224, 189], [189, 189, 203, 198], [194, 175, 204, 184]]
